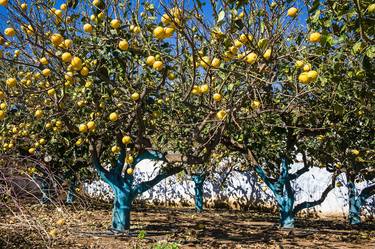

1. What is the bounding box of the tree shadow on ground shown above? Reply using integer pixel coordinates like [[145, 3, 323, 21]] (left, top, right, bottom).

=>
[[124, 207, 375, 248]]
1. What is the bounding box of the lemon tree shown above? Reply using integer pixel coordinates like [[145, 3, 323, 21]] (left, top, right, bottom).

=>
[[0, 0, 203, 231], [305, 0, 375, 225], [188, 0, 340, 228]]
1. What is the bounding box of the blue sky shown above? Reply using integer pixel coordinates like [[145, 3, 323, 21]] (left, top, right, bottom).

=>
[[0, 0, 309, 28]]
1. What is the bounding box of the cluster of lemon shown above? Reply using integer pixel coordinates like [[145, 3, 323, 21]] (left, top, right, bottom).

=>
[[296, 61, 319, 84], [0, 120, 48, 153], [145, 55, 164, 71], [153, 7, 182, 40]]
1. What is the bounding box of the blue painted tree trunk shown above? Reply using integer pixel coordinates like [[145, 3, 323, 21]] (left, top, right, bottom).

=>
[[192, 174, 205, 212], [280, 196, 295, 228], [111, 186, 134, 231], [32, 175, 50, 203], [346, 179, 375, 225], [40, 179, 49, 204], [349, 198, 361, 225], [66, 177, 76, 204], [254, 158, 336, 229], [91, 149, 182, 232], [255, 159, 296, 228]]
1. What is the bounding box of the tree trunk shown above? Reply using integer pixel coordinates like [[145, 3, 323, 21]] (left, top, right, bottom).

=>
[[279, 192, 295, 228], [347, 175, 361, 225], [111, 187, 133, 232], [192, 175, 205, 212], [280, 205, 295, 228], [349, 197, 361, 225], [40, 178, 49, 204], [66, 178, 76, 204]]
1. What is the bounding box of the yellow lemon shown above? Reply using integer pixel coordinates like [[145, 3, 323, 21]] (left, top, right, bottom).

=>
[[0, 110, 5, 120], [34, 109, 43, 118], [368, 4, 375, 13], [47, 88, 56, 96], [71, 57, 83, 71], [118, 40, 129, 51], [131, 92, 140, 101], [211, 58, 221, 68], [6, 78, 16, 88], [287, 7, 298, 17], [111, 145, 120, 154], [109, 112, 118, 122], [110, 19, 121, 29], [167, 72, 176, 80], [122, 136, 132, 145], [48, 228, 57, 238], [87, 121, 96, 130], [200, 56, 211, 68], [79, 124, 88, 133], [307, 70, 318, 82], [213, 93, 222, 102], [251, 100, 261, 109], [263, 49, 272, 60], [309, 32, 321, 43], [153, 61, 164, 71], [42, 69, 51, 77], [4, 27, 16, 37], [351, 149, 360, 156], [0, 0, 8, 6], [56, 218, 65, 226], [50, 33, 64, 45], [161, 13, 171, 25], [61, 52, 72, 62], [200, 84, 209, 94], [146, 56, 156, 66], [83, 23, 93, 33], [303, 63, 312, 72], [295, 60, 304, 68], [239, 34, 253, 43], [126, 155, 134, 164], [234, 39, 243, 48], [126, 167, 134, 175], [216, 110, 227, 120], [246, 52, 258, 64], [164, 27, 175, 37], [93, 0, 101, 7], [298, 72, 310, 84], [63, 39, 73, 48], [153, 26, 166, 39], [191, 85, 201, 95], [75, 138, 83, 146], [80, 67, 89, 77]]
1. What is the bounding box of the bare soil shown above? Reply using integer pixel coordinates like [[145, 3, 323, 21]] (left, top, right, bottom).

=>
[[1, 202, 374, 249]]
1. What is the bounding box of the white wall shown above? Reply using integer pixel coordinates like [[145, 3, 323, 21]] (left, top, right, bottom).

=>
[[84, 160, 375, 217]]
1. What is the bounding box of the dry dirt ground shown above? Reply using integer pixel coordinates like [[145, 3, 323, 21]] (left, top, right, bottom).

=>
[[1, 202, 375, 249]]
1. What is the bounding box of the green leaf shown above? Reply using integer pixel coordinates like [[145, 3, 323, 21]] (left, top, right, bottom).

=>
[[365, 46, 375, 59], [352, 42, 362, 54], [311, 10, 321, 23], [309, 0, 320, 13], [217, 10, 225, 23]]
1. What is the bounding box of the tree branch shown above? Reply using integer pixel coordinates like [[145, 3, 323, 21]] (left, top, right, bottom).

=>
[[133, 166, 183, 196], [359, 184, 375, 201], [293, 173, 337, 215], [255, 165, 276, 193], [89, 139, 110, 183], [289, 152, 310, 180]]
